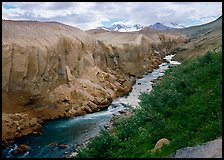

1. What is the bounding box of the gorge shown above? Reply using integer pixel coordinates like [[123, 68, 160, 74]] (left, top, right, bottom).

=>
[[2, 19, 187, 142], [2, 16, 222, 158], [2, 54, 180, 158]]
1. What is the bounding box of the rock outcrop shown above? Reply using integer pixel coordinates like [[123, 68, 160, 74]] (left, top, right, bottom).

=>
[[173, 137, 222, 158], [2, 113, 41, 142], [152, 138, 170, 152], [12, 144, 30, 156], [2, 20, 187, 142]]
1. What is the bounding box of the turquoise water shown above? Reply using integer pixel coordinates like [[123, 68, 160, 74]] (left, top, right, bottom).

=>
[[2, 55, 179, 158], [2, 105, 127, 158]]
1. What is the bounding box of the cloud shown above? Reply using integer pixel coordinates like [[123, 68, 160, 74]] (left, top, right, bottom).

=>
[[2, 2, 222, 30]]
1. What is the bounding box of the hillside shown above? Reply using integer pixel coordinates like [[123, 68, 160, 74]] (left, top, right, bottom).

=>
[[170, 16, 222, 61], [86, 16, 222, 62], [76, 49, 222, 158]]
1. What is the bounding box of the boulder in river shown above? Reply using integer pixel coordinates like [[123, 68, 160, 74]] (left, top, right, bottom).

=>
[[18, 144, 30, 152], [12, 144, 30, 155], [118, 110, 126, 114], [58, 144, 69, 149], [48, 142, 58, 147]]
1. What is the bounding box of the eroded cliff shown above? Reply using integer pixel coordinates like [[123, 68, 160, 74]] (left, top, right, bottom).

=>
[[2, 20, 187, 142]]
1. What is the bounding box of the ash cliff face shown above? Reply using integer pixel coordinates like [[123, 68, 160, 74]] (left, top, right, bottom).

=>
[[2, 20, 187, 142]]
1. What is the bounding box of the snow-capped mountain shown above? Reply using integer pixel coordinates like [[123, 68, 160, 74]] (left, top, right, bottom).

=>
[[97, 22, 184, 32], [98, 23, 143, 32], [133, 24, 143, 30], [97, 26, 110, 31], [169, 22, 185, 29], [148, 22, 173, 31]]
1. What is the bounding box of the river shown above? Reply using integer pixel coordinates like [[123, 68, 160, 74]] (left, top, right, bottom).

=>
[[2, 54, 180, 158]]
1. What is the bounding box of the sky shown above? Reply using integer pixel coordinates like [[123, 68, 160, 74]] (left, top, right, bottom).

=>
[[2, 2, 222, 30]]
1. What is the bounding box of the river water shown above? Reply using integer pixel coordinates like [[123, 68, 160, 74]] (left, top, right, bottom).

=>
[[2, 54, 180, 158]]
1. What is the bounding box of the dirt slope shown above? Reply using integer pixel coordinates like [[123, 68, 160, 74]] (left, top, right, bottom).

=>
[[170, 16, 222, 61]]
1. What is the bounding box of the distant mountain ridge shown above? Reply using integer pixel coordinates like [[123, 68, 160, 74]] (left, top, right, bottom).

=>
[[169, 22, 186, 29], [148, 22, 173, 31], [98, 23, 144, 32], [97, 22, 185, 32]]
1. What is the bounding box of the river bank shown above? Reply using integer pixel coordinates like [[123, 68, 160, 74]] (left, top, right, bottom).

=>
[[2, 56, 164, 143], [74, 50, 222, 158], [65, 54, 181, 158], [2, 54, 178, 158]]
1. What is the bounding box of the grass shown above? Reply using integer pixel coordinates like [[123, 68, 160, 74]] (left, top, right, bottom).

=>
[[75, 49, 222, 158]]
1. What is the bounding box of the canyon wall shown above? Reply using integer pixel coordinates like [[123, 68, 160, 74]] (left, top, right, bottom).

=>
[[2, 20, 187, 142]]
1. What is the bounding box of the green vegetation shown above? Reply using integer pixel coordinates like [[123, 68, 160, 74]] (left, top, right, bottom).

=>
[[76, 50, 222, 158]]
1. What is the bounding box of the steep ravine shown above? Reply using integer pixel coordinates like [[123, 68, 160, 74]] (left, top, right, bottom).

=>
[[2, 54, 179, 158], [2, 20, 187, 142]]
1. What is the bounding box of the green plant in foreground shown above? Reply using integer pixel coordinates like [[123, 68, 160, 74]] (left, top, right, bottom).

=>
[[76, 50, 222, 158]]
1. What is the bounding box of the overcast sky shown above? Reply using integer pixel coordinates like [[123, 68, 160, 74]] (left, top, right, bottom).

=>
[[2, 2, 222, 30]]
